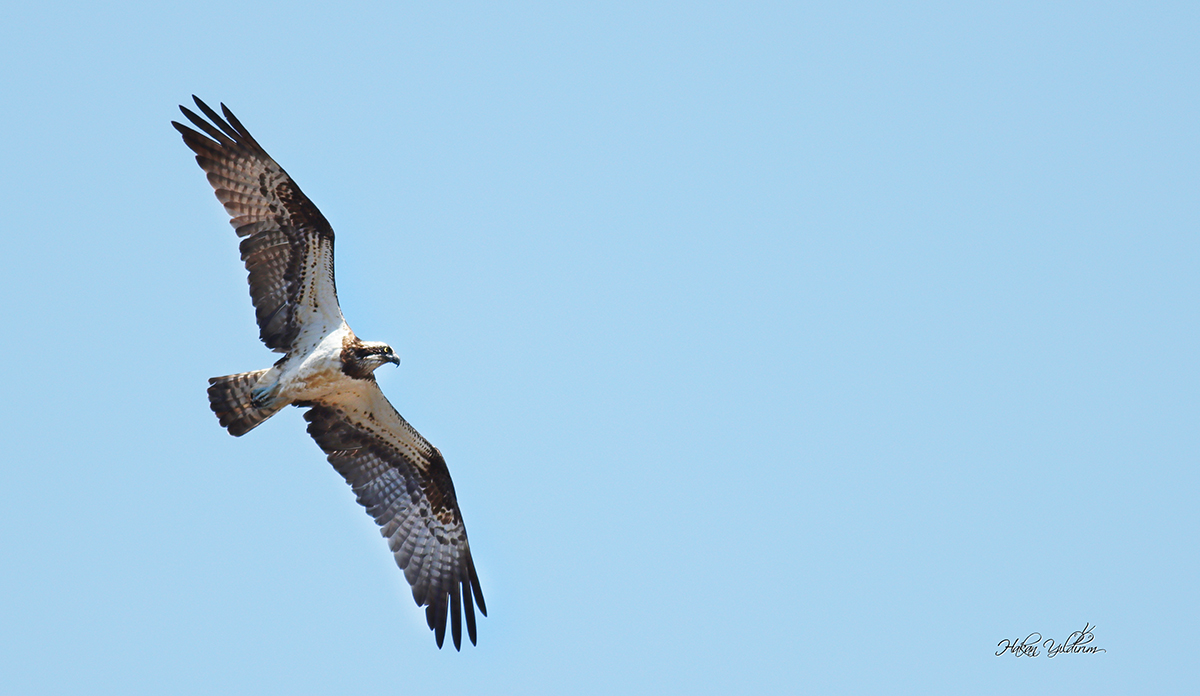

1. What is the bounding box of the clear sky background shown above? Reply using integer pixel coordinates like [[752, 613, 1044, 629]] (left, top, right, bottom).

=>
[[1, 1, 1196, 693]]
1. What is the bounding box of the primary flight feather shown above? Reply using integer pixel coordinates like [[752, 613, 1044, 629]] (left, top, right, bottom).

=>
[[174, 97, 485, 649]]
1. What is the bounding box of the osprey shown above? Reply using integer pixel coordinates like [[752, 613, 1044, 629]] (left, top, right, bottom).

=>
[[174, 97, 485, 649]]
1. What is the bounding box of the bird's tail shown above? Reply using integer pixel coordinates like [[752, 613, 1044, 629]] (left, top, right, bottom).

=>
[[207, 369, 284, 436]]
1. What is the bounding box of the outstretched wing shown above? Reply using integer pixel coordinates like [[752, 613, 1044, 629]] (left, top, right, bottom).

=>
[[173, 96, 344, 352], [302, 382, 487, 649]]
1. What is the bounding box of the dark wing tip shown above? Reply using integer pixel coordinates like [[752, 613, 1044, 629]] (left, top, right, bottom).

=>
[[175, 105, 234, 149], [450, 581, 463, 650], [175, 97, 264, 155], [191, 95, 222, 124], [422, 571, 481, 650], [221, 102, 256, 143], [425, 582, 471, 650], [471, 559, 487, 617], [463, 576, 478, 646], [427, 601, 448, 649]]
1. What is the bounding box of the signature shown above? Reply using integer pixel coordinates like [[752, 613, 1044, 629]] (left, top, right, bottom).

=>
[[996, 623, 1107, 657]]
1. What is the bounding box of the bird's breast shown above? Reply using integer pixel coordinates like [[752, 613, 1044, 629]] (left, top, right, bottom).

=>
[[277, 332, 354, 402]]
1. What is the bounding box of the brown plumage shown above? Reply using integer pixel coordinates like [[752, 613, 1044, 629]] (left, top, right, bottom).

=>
[[175, 97, 486, 649]]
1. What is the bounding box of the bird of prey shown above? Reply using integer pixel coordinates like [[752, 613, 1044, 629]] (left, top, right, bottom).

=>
[[173, 97, 486, 649]]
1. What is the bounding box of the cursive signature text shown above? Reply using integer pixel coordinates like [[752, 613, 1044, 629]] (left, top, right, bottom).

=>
[[996, 623, 1106, 658]]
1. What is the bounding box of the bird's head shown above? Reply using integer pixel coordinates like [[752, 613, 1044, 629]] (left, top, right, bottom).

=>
[[359, 341, 401, 369], [343, 339, 400, 378]]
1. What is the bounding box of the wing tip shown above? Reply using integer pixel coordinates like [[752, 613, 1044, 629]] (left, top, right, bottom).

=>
[[424, 574, 481, 650]]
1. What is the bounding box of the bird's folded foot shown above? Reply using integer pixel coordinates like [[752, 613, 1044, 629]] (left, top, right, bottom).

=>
[[250, 384, 280, 408]]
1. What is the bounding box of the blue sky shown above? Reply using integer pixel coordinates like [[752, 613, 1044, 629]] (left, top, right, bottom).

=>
[[1, 1, 1196, 693]]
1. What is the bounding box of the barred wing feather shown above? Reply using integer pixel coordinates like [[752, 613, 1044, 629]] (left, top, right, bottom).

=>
[[303, 383, 486, 649], [172, 97, 344, 352]]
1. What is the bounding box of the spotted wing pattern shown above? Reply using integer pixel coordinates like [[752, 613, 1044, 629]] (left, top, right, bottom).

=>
[[303, 382, 486, 650], [173, 97, 343, 352]]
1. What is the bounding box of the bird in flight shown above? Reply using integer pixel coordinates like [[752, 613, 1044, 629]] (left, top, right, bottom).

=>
[[173, 97, 485, 649]]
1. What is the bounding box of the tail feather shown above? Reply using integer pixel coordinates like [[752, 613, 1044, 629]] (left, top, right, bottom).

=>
[[207, 369, 283, 436]]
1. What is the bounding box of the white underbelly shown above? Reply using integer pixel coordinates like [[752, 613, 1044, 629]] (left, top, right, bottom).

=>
[[277, 330, 352, 402]]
